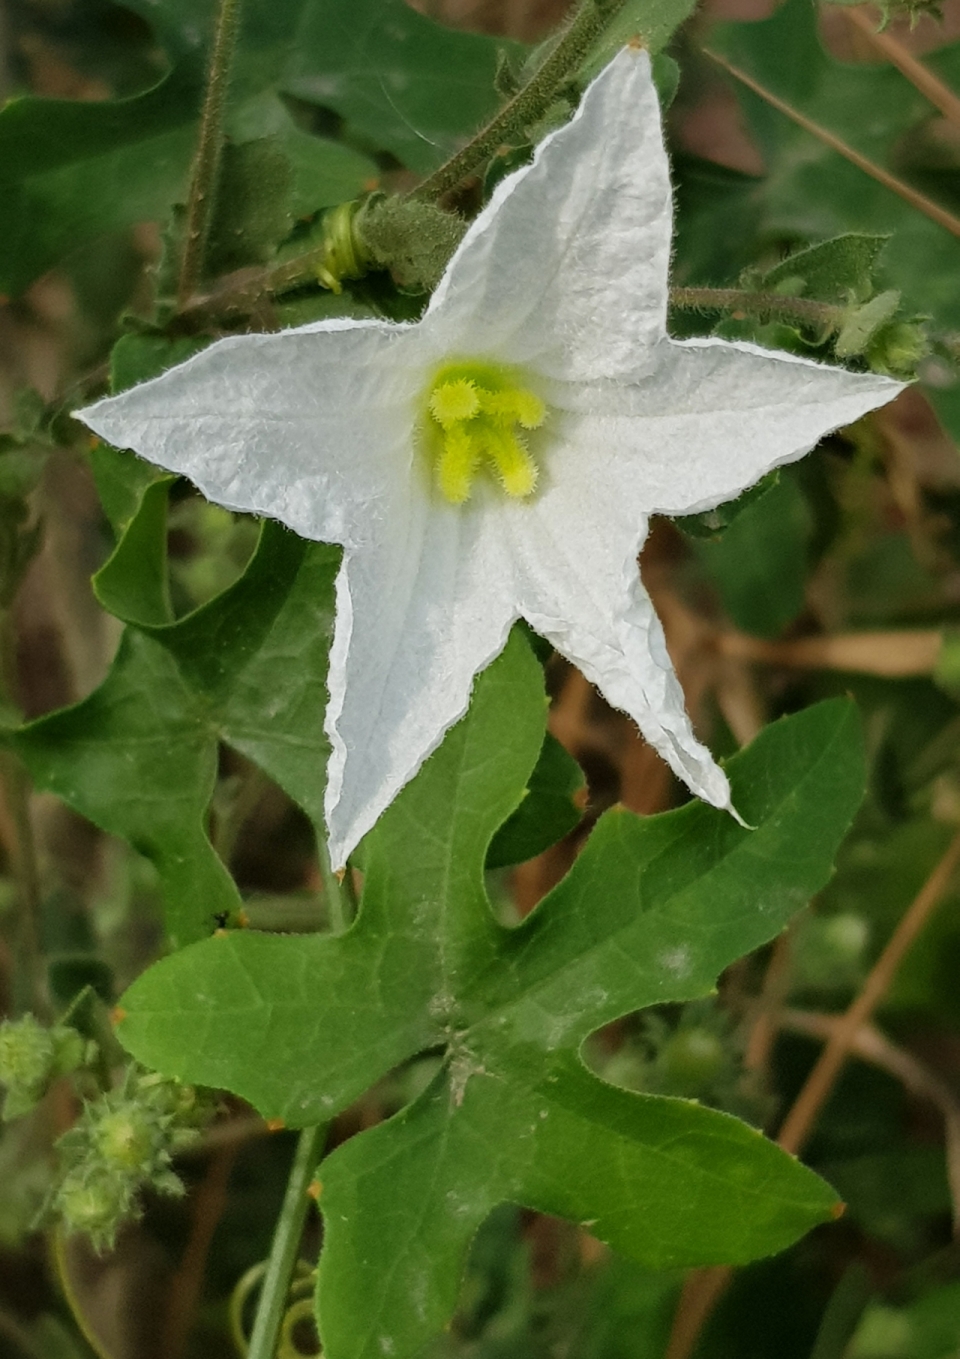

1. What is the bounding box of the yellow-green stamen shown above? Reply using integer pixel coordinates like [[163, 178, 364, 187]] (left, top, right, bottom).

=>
[[421, 359, 547, 505]]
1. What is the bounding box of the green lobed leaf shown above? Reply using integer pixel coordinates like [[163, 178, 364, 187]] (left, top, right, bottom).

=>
[[93, 477, 176, 627], [11, 629, 238, 948], [11, 520, 338, 946], [0, 64, 200, 299], [116, 632, 866, 1359]]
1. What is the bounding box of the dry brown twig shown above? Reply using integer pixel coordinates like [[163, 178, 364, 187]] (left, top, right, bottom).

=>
[[665, 826, 960, 1359], [780, 1008, 960, 1234], [841, 6, 960, 127]]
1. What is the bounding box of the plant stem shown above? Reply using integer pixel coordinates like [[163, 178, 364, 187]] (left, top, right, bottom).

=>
[[317, 836, 353, 934], [410, 0, 628, 203], [669, 286, 842, 331], [0, 600, 46, 1018], [174, 245, 851, 337], [177, 0, 244, 308], [246, 1123, 328, 1359]]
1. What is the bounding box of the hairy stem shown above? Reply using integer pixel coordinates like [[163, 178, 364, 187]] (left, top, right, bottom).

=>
[[410, 0, 628, 203], [669, 286, 842, 331], [246, 1123, 328, 1359], [177, 0, 244, 307]]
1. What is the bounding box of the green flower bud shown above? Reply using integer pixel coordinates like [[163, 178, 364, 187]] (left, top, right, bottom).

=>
[[50, 1067, 214, 1246], [354, 195, 466, 293], [834, 290, 901, 360], [865, 319, 929, 378], [51, 1027, 90, 1078], [93, 1107, 158, 1172], [794, 911, 869, 990], [56, 1168, 136, 1250], [0, 1015, 55, 1094], [656, 1028, 728, 1093]]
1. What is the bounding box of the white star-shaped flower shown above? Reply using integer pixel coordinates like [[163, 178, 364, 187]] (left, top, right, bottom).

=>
[[77, 48, 903, 869]]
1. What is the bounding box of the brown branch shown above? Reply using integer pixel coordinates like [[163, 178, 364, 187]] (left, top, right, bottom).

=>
[[703, 47, 960, 240], [780, 1009, 960, 1236], [743, 928, 794, 1076], [842, 6, 960, 128], [777, 825, 960, 1153], [717, 628, 942, 678], [666, 828, 960, 1359], [161, 1144, 239, 1359]]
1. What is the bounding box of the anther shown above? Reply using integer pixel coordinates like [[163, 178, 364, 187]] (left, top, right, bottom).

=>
[[422, 359, 548, 504], [430, 379, 481, 427]]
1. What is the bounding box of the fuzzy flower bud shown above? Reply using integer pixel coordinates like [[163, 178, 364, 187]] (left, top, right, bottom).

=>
[[55, 1168, 137, 1250], [0, 1016, 89, 1120], [865, 320, 929, 378]]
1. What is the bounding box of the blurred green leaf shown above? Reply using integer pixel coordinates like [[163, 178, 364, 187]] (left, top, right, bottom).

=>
[[691, 473, 813, 637], [0, 65, 199, 298], [850, 1283, 960, 1359]]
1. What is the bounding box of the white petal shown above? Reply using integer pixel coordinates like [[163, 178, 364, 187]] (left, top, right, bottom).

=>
[[550, 337, 904, 518], [421, 47, 672, 383], [502, 459, 733, 811], [324, 483, 518, 869], [76, 319, 423, 547]]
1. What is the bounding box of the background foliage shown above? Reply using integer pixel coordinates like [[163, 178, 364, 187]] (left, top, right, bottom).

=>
[[3, 0, 960, 1357]]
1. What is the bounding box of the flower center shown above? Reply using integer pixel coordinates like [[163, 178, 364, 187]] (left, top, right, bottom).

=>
[[422, 360, 547, 505]]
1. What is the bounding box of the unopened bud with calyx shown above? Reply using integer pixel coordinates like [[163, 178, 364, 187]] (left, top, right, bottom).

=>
[[0, 1014, 92, 1121], [865, 318, 929, 378], [312, 195, 466, 295], [834, 289, 928, 377]]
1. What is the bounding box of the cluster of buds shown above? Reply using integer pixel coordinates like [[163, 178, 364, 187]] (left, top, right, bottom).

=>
[[53, 1068, 215, 1251], [0, 1014, 93, 1121]]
